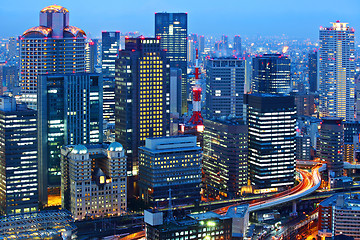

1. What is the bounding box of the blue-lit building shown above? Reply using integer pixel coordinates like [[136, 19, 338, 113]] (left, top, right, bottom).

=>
[[38, 73, 103, 205], [247, 94, 296, 191], [139, 136, 201, 207], [155, 12, 187, 114], [102, 31, 120, 78], [0, 96, 38, 215], [251, 54, 291, 95]]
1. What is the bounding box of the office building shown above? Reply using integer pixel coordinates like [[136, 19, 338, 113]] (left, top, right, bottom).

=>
[[294, 93, 315, 116], [61, 143, 127, 220], [145, 204, 249, 240], [0, 96, 38, 215], [198, 35, 205, 54], [295, 135, 311, 161], [85, 39, 97, 73], [308, 51, 317, 93], [319, 117, 344, 179], [101, 31, 120, 78], [203, 118, 248, 199], [251, 54, 291, 95], [205, 58, 245, 119], [319, 21, 355, 121], [115, 37, 170, 176], [247, 94, 296, 191], [233, 35, 242, 55], [318, 194, 360, 239], [103, 78, 116, 125], [155, 12, 187, 114], [38, 73, 103, 205], [139, 136, 201, 207], [19, 5, 86, 109]]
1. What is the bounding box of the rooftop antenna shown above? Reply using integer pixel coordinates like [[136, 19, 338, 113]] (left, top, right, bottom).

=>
[[165, 188, 177, 224]]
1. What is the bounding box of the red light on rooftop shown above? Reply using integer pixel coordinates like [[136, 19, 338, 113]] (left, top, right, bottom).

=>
[[132, 49, 135, 52], [140, 36, 145, 40], [156, 36, 161, 40], [336, 20, 340, 23], [116, 31, 120, 33]]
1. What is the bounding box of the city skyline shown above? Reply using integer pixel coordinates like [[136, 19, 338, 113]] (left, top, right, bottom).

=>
[[0, 0, 359, 39]]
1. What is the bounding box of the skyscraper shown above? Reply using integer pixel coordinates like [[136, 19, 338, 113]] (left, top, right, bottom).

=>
[[102, 31, 120, 78], [319, 118, 344, 179], [155, 13, 187, 114], [0, 96, 38, 215], [19, 5, 86, 109], [251, 54, 291, 95], [319, 21, 355, 121], [205, 58, 245, 119], [308, 51, 318, 93], [115, 37, 170, 177], [38, 73, 103, 205], [203, 118, 248, 199], [247, 94, 296, 191], [233, 35, 242, 55]]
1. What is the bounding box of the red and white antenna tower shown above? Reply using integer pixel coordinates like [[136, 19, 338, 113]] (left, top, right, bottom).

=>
[[188, 49, 204, 132]]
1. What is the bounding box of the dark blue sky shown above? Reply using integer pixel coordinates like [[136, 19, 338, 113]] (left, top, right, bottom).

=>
[[1, 0, 359, 40]]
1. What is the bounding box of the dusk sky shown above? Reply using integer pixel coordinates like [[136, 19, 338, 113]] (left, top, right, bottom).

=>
[[1, 0, 359, 40]]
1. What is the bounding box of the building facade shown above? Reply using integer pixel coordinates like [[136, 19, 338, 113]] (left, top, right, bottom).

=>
[[318, 194, 360, 239], [203, 118, 248, 199], [308, 51, 318, 93], [251, 54, 291, 95], [101, 31, 120, 78], [0, 96, 38, 215], [38, 73, 103, 205], [295, 135, 311, 161], [115, 37, 170, 176], [247, 94, 296, 190], [139, 136, 202, 207], [19, 5, 86, 109], [319, 117, 344, 179], [319, 21, 355, 121], [61, 143, 127, 220], [155, 13, 187, 114], [205, 58, 245, 119]]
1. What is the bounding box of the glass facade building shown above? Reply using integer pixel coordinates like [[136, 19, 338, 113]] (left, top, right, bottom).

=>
[[101, 31, 120, 78], [251, 54, 291, 95], [38, 73, 103, 205], [247, 94, 296, 190], [0, 96, 38, 215], [205, 58, 245, 119], [155, 13, 187, 114]]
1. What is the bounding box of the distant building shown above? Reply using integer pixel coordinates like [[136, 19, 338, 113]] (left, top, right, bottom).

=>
[[308, 51, 318, 93], [155, 12, 187, 114], [295, 135, 311, 161], [38, 73, 103, 205], [139, 136, 201, 207], [247, 94, 296, 191], [251, 54, 291, 95], [103, 78, 115, 125], [205, 58, 245, 119], [115, 37, 170, 176], [0, 96, 38, 215], [294, 93, 315, 116], [319, 117, 344, 179], [61, 143, 127, 220], [19, 5, 86, 109], [318, 194, 360, 239], [101, 31, 120, 78], [85, 40, 97, 73], [319, 22, 355, 121], [233, 35, 242, 55], [203, 118, 248, 199]]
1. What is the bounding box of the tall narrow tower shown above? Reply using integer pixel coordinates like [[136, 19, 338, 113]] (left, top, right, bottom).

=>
[[319, 21, 355, 121], [19, 5, 86, 109], [155, 13, 187, 114]]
